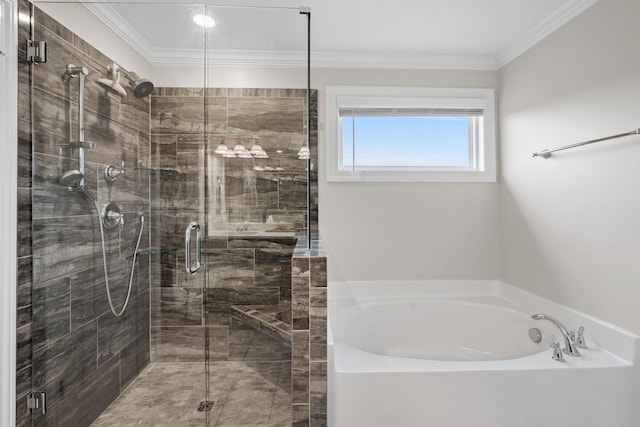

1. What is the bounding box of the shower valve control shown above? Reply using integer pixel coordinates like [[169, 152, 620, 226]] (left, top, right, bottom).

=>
[[105, 161, 126, 182], [102, 202, 125, 230]]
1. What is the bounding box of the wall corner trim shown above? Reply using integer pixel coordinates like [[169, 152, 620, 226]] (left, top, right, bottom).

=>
[[0, 1, 19, 426]]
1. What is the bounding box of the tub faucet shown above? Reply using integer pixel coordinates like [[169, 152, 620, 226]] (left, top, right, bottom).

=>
[[531, 313, 580, 357]]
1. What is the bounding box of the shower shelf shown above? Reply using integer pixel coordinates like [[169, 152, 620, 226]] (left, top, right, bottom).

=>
[[136, 247, 178, 256], [133, 167, 179, 175]]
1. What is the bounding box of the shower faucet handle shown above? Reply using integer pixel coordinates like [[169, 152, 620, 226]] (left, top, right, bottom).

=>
[[104, 161, 125, 182]]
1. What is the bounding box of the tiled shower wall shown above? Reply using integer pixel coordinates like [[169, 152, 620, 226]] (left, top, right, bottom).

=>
[[292, 241, 327, 426], [148, 87, 317, 362], [15, 2, 151, 425]]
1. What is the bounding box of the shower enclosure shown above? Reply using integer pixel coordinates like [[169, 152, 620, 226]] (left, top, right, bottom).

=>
[[17, 1, 314, 425]]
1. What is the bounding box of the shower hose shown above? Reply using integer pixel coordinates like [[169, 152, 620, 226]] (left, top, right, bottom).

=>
[[83, 191, 144, 317]]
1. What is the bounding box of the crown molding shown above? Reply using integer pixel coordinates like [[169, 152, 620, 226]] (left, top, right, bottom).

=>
[[497, 0, 599, 67], [311, 51, 498, 70], [83, 0, 596, 71], [149, 49, 498, 70], [81, 1, 156, 63]]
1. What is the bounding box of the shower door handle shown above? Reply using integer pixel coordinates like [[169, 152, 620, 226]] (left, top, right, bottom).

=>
[[185, 222, 201, 275]]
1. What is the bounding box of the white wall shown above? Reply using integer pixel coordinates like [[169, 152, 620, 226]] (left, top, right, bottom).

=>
[[499, 0, 640, 334], [315, 69, 501, 282]]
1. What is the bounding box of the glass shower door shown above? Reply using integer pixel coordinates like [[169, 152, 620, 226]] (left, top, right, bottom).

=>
[[202, 5, 310, 425], [26, 2, 211, 426]]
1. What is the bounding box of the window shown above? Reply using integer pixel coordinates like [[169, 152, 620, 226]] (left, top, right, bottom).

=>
[[326, 86, 496, 182]]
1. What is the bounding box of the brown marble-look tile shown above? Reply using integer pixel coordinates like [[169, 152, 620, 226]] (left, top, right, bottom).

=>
[[31, 88, 74, 156], [120, 330, 151, 390], [177, 134, 205, 173], [279, 173, 307, 210], [205, 286, 280, 325], [228, 235, 298, 250], [135, 250, 151, 295], [32, 214, 99, 284], [309, 362, 327, 427], [120, 89, 150, 130], [150, 134, 177, 169], [151, 287, 203, 326], [208, 248, 255, 288], [293, 403, 310, 427], [31, 320, 97, 394], [16, 323, 32, 374], [150, 326, 205, 362], [31, 276, 70, 352], [292, 257, 310, 331], [84, 110, 140, 167], [16, 362, 32, 401], [207, 325, 230, 361], [309, 288, 326, 362], [32, 354, 119, 427], [16, 394, 30, 427], [309, 258, 327, 288], [16, 256, 32, 312], [138, 131, 151, 168], [16, 188, 32, 258], [228, 97, 304, 134], [155, 87, 205, 97], [149, 210, 182, 252], [32, 153, 97, 219], [255, 248, 293, 288], [229, 324, 290, 362], [292, 330, 309, 404], [17, 119, 31, 187], [149, 250, 177, 288], [97, 294, 149, 365], [71, 31, 112, 69], [69, 266, 108, 330], [151, 94, 226, 134], [150, 172, 205, 211]]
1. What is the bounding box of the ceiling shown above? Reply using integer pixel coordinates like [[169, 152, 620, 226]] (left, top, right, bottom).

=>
[[81, 0, 598, 70]]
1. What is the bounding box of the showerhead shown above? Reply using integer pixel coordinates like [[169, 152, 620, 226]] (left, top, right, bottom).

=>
[[59, 169, 85, 187], [125, 71, 154, 98], [100, 63, 153, 98]]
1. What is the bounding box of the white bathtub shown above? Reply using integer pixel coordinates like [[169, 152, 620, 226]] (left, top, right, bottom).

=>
[[328, 281, 640, 427]]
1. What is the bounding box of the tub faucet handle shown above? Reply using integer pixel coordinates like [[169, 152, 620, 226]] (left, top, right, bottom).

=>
[[551, 342, 565, 363], [576, 326, 587, 349]]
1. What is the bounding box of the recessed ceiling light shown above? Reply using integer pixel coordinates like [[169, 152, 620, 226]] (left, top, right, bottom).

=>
[[193, 14, 215, 28]]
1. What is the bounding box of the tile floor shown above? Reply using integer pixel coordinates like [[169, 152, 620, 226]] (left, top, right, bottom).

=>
[[91, 361, 292, 426]]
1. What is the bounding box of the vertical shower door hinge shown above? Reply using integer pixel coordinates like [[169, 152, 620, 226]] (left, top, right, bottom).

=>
[[26, 391, 46, 415], [26, 39, 47, 63]]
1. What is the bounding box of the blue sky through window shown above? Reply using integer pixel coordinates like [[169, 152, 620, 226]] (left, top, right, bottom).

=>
[[342, 116, 470, 167]]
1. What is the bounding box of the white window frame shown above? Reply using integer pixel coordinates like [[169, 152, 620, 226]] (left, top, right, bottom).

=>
[[326, 86, 496, 182]]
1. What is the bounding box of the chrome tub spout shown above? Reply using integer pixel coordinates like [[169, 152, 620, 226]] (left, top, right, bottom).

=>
[[531, 313, 580, 357]]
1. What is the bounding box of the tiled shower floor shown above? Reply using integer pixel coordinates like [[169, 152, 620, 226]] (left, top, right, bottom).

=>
[[91, 361, 292, 427]]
